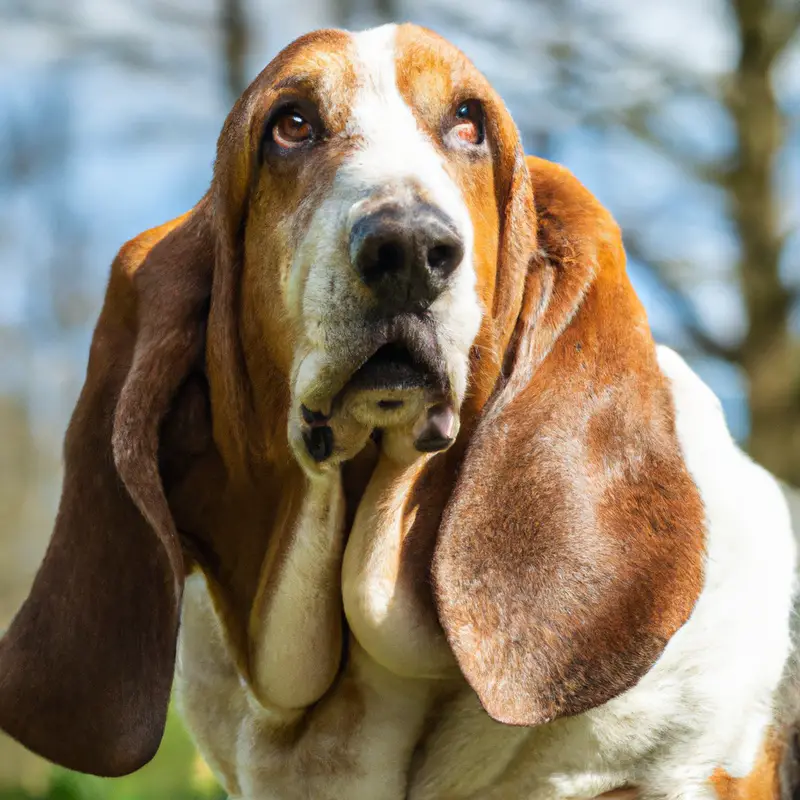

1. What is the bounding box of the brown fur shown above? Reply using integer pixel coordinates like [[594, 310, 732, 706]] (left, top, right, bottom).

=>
[[0, 26, 711, 790], [432, 156, 706, 725], [0, 201, 213, 775]]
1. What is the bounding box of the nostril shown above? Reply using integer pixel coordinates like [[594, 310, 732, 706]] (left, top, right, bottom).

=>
[[427, 243, 462, 275], [355, 237, 409, 285], [377, 241, 406, 275]]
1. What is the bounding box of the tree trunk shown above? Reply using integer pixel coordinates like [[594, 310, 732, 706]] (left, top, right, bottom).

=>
[[726, 0, 800, 484], [221, 0, 248, 102]]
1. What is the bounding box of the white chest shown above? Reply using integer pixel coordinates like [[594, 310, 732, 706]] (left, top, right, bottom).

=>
[[176, 560, 790, 800]]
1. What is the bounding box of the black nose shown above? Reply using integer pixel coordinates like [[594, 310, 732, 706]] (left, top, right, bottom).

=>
[[349, 204, 464, 309]]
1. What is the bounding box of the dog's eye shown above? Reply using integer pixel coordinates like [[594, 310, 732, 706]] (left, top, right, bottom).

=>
[[451, 100, 485, 146], [272, 110, 314, 148]]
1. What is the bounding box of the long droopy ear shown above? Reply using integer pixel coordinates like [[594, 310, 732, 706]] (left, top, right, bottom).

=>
[[0, 201, 213, 775], [433, 157, 706, 726]]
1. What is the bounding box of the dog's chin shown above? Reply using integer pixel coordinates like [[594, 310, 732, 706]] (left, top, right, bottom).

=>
[[339, 342, 437, 425], [293, 316, 462, 465], [335, 338, 459, 455]]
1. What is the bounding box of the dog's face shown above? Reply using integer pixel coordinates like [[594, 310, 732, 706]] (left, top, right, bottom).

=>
[[231, 25, 511, 466]]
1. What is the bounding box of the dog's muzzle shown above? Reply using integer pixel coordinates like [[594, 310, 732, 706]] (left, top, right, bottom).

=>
[[297, 199, 466, 465], [349, 201, 464, 313]]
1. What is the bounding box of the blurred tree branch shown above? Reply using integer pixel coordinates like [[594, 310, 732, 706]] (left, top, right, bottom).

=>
[[617, 0, 800, 480], [221, 0, 248, 101], [333, 0, 399, 26], [721, 0, 800, 482], [623, 233, 744, 363]]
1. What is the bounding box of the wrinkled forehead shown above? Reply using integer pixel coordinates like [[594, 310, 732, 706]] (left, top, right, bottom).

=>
[[249, 24, 489, 136]]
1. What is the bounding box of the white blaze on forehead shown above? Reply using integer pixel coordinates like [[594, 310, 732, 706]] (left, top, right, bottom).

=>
[[292, 24, 482, 415], [346, 25, 473, 241], [343, 25, 482, 400]]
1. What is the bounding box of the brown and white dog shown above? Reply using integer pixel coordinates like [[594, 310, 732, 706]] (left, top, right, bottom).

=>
[[1, 23, 799, 800]]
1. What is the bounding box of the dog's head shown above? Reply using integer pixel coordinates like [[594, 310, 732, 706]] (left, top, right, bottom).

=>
[[0, 24, 705, 779], [207, 24, 533, 472]]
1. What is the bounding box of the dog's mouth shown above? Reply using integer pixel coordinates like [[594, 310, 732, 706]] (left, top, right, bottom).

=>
[[299, 317, 457, 461], [324, 317, 454, 449], [340, 315, 448, 401], [346, 341, 434, 398]]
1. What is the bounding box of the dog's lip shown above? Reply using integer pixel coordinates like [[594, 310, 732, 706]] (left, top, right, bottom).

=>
[[357, 317, 445, 385], [345, 341, 432, 393], [328, 315, 448, 409], [296, 315, 450, 420]]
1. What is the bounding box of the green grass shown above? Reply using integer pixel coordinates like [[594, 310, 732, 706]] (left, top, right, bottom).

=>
[[0, 708, 225, 800]]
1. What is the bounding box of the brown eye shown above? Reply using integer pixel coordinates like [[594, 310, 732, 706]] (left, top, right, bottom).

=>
[[272, 110, 314, 148], [451, 100, 485, 146]]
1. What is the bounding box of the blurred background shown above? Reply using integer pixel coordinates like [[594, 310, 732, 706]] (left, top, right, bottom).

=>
[[0, 0, 798, 796]]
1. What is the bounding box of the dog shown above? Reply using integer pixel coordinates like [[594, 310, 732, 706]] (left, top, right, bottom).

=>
[[1, 23, 799, 800]]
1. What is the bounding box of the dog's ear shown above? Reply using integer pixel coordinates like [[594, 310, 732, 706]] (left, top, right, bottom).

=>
[[0, 202, 213, 776], [433, 157, 705, 726]]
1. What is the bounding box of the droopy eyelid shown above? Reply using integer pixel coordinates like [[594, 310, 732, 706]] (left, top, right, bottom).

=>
[[260, 94, 326, 159]]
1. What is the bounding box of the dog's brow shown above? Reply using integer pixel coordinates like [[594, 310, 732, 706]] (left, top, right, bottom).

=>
[[272, 74, 319, 93]]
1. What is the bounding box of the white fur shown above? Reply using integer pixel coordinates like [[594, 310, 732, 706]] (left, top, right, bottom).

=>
[[630, 346, 796, 789], [345, 25, 481, 406], [250, 474, 347, 710], [341, 458, 458, 680], [345, 25, 473, 228]]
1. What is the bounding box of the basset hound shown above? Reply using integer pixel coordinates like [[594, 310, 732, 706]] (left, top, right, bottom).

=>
[[1, 23, 799, 800]]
